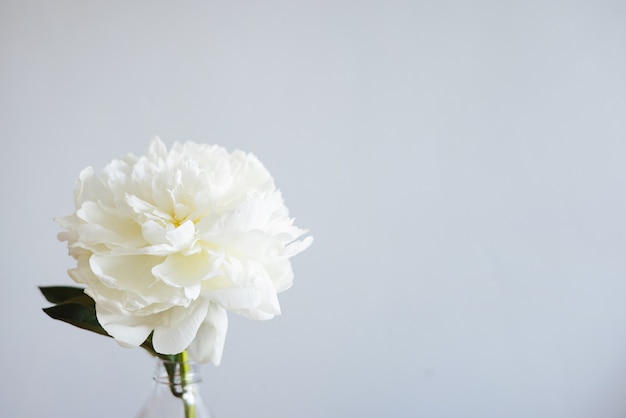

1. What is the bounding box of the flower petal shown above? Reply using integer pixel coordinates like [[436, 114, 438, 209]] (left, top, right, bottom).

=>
[[165, 219, 195, 250], [95, 304, 153, 348], [205, 287, 261, 311], [90, 254, 162, 290], [233, 274, 281, 320], [152, 299, 209, 355], [152, 252, 220, 289], [187, 303, 228, 365]]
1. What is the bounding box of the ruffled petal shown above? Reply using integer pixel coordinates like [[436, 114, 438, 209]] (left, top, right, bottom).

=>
[[233, 273, 281, 320]]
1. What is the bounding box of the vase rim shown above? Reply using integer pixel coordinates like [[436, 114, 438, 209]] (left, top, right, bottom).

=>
[[153, 358, 202, 384]]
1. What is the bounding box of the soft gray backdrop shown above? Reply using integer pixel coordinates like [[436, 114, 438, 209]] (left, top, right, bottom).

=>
[[2, 0, 626, 417]]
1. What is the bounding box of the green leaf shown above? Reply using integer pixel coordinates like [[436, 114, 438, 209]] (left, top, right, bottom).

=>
[[39, 286, 86, 304], [140, 333, 159, 357], [42, 301, 110, 337]]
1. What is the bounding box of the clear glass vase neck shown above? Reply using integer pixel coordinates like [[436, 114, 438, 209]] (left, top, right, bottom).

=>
[[135, 358, 215, 418]]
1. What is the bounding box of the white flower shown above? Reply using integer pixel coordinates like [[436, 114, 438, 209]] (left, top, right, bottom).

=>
[[57, 138, 312, 365]]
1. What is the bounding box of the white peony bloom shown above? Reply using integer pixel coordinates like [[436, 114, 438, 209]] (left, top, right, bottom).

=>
[[57, 138, 312, 365]]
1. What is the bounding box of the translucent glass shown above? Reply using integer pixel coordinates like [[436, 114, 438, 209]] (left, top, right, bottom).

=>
[[135, 359, 215, 418]]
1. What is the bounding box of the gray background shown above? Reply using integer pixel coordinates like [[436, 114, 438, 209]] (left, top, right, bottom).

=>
[[2, 0, 626, 417]]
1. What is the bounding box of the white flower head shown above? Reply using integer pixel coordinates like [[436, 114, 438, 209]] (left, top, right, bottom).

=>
[[57, 138, 312, 365]]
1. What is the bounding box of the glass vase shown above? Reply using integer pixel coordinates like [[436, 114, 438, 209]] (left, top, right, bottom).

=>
[[136, 358, 215, 418]]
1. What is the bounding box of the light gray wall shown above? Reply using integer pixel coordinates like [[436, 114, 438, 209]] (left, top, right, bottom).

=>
[[2, 0, 626, 417]]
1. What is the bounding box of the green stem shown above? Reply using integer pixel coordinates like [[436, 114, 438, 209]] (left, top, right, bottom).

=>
[[176, 350, 196, 418]]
